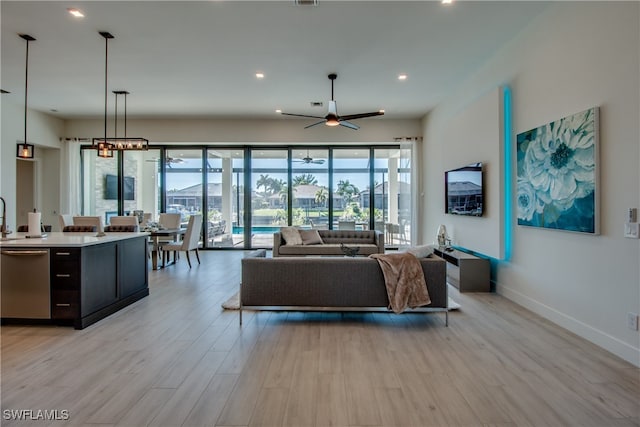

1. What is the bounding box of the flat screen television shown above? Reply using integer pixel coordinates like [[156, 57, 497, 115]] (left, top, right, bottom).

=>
[[445, 163, 483, 216], [105, 174, 135, 200]]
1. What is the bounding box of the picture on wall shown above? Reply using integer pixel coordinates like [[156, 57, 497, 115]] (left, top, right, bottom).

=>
[[516, 107, 599, 234]]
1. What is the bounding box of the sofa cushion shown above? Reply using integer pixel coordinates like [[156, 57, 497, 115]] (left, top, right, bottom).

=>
[[299, 229, 323, 245], [280, 227, 303, 245], [403, 245, 434, 258], [318, 230, 376, 244], [278, 243, 380, 256]]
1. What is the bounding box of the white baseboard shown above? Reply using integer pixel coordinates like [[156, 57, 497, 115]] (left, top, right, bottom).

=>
[[497, 285, 640, 368]]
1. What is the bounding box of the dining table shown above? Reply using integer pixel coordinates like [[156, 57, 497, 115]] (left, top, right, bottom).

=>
[[148, 228, 186, 270]]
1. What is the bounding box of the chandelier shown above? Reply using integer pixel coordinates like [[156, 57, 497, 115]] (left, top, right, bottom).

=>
[[93, 31, 148, 158]]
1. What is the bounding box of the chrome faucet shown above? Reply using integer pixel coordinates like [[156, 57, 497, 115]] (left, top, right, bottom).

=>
[[0, 196, 11, 238]]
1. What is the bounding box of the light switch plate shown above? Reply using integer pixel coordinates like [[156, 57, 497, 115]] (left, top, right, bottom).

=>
[[624, 222, 639, 238]]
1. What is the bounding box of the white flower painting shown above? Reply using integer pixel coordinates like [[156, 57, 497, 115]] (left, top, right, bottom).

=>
[[516, 107, 599, 233]]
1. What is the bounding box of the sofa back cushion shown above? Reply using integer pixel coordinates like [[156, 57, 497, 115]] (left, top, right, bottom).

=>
[[280, 226, 303, 245], [318, 230, 376, 244], [299, 229, 324, 245]]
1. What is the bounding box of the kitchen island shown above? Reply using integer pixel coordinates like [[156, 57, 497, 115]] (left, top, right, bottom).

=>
[[1, 232, 149, 329]]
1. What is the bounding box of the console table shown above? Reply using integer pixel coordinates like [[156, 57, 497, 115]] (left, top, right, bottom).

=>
[[1, 232, 149, 329], [432, 246, 490, 292]]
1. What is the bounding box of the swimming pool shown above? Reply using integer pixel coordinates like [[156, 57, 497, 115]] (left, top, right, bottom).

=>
[[233, 226, 281, 234]]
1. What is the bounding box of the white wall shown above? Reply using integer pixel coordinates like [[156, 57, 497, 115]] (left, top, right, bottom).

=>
[[423, 2, 639, 365], [424, 87, 504, 258], [0, 100, 63, 230]]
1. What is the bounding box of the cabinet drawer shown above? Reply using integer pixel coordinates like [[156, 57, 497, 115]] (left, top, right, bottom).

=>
[[51, 290, 79, 319], [50, 248, 80, 260], [51, 248, 81, 289], [51, 272, 80, 290]]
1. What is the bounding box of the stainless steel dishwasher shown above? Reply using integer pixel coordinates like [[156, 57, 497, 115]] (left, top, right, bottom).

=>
[[1, 249, 50, 318]]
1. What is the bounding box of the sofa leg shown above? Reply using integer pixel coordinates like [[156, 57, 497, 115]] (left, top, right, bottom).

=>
[[186, 251, 192, 268], [445, 310, 449, 327]]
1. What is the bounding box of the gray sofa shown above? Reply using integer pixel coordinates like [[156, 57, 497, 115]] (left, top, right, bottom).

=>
[[272, 229, 384, 257], [240, 254, 448, 325]]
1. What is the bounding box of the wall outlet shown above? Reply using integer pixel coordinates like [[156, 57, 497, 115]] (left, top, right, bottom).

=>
[[624, 223, 639, 238], [627, 312, 639, 331]]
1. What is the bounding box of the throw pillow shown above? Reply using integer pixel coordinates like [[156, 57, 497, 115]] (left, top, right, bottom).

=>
[[280, 227, 303, 245], [404, 245, 434, 258], [299, 229, 324, 245]]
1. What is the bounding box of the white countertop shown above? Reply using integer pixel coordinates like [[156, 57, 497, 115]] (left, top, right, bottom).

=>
[[0, 232, 149, 248]]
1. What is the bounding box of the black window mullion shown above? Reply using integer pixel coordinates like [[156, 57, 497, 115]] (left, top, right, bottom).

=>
[[369, 147, 375, 231], [328, 148, 334, 230], [287, 147, 293, 226], [243, 146, 251, 249], [117, 150, 124, 215], [201, 147, 208, 247]]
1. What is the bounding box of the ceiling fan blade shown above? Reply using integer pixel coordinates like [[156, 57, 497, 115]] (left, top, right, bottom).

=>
[[339, 120, 360, 130], [281, 112, 325, 119], [304, 120, 326, 129], [339, 111, 385, 121], [311, 159, 325, 164]]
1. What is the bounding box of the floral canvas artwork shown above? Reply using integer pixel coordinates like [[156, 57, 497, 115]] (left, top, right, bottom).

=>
[[516, 107, 599, 234]]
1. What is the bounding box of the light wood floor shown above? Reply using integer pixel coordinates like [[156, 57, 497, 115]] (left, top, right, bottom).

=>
[[1, 251, 638, 427]]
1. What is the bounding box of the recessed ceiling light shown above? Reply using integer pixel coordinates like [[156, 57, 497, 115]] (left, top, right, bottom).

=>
[[255, 72, 264, 79], [67, 8, 84, 17], [398, 74, 408, 81], [442, 0, 453, 4], [379, 109, 385, 113], [275, 109, 282, 113]]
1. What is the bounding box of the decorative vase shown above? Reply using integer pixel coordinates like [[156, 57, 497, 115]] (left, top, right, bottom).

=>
[[437, 224, 448, 247]]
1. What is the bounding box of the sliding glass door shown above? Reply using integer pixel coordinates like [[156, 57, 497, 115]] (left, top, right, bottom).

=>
[[164, 149, 203, 227], [332, 148, 370, 231], [250, 149, 288, 248], [291, 148, 329, 229], [206, 149, 245, 248], [81, 144, 410, 250]]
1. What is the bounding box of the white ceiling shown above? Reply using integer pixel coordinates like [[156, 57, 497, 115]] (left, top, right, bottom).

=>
[[1, 1, 548, 121]]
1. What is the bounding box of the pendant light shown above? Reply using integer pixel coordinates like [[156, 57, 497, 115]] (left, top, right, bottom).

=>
[[111, 90, 149, 150], [92, 31, 148, 157], [94, 31, 114, 158], [17, 34, 35, 159]]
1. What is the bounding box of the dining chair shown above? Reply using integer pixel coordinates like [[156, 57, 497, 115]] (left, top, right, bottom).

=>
[[162, 214, 203, 268], [59, 214, 74, 231], [63, 225, 97, 232], [104, 225, 139, 232], [158, 213, 181, 229], [17, 224, 52, 232], [157, 212, 182, 250], [109, 216, 138, 226], [338, 220, 356, 230], [73, 216, 104, 233], [141, 213, 152, 227]]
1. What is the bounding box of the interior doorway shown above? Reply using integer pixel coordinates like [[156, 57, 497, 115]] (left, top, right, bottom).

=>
[[16, 159, 35, 227]]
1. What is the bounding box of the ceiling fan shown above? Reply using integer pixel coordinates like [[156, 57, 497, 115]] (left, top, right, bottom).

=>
[[146, 157, 184, 168], [281, 73, 384, 130], [293, 150, 325, 164]]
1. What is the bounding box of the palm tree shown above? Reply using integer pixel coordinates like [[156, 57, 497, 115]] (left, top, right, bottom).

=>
[[314, 187, 328, 207], [269, 178, 285, 195], [256, 174, 271, 196], [293, 174, 318, 186]]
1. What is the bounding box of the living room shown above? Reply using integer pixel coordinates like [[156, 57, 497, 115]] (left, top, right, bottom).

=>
[[1, 1, 638, 424]]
